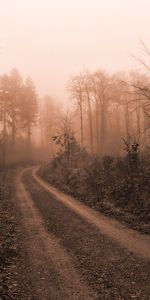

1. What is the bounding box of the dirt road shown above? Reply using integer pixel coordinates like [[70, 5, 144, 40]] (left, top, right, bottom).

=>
[[15, 167, 150, 299]]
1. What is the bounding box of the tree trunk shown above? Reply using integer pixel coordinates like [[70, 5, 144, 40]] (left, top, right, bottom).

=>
[[27, 122, 31, 148], [101, 103, 107, 151], [125, 100, 131, 138], [136, 100, 141, 140], [86, 90, 93, 154], [79, 94, 84, 150], [11, 118, 16, 146], [95, 96, 101, 154]]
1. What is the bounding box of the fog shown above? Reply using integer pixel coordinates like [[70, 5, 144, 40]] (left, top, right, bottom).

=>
[[1, 3, 150, 298], [1, 0, 150, 101], [1, 0, 150, 165]]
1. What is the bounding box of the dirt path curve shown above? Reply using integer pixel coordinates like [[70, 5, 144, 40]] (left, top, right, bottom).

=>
[[33, 167, 150, 261], [16, 168, 97, 299], [17, 166, 150, 299]]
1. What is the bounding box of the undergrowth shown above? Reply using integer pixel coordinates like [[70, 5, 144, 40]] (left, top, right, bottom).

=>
[[39, 149, 150, 234]]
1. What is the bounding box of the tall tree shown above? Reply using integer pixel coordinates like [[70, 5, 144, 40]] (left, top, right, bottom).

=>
[[21, 77, 38, 147], [68, 74, 84, 150], [82, 72, 94, 154], [91, 71, 111, 153], [40, 95, 57, 157], [0, 74, 9, 166], [8, 69, 23, 145]]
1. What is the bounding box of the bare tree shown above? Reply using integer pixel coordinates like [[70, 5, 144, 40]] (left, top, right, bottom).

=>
[[8, 69, 23, 146], [68, 74, 84, 150], [39, 96, 58, 158], [21, 77, 38, 148], [91, 71, 111, 153], [0, 75, 8, 166], [82, 72, 94, 154]]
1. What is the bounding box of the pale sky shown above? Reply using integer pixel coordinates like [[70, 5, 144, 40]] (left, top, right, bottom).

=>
[[0, 0, 150, 101]]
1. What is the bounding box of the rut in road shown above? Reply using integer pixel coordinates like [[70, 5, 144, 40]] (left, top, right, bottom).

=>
[[16, 167, 150, 299], [16, 169, 97, 300], [33, 167, 150, 261]]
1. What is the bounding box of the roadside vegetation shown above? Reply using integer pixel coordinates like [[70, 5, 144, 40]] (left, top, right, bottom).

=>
[[39, 134, 150, 234]]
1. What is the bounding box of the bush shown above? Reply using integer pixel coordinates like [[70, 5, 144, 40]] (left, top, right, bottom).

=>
[[39, 149, 150, 230]]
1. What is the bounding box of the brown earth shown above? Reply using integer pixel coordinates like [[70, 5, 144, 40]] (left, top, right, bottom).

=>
[[1, 167, 150, 299]]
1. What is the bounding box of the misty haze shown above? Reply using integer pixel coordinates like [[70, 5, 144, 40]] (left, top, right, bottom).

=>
[[0, 1, 150, 299]]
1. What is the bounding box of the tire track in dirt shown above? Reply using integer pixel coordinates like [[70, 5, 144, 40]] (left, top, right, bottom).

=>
[[16, 168, 97, 300], [33, 167, 150, 261], [21, 167, 150, 299]]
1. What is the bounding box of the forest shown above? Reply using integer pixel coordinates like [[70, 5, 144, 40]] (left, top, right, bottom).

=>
[[1, 1, 150, 298], [1, 67, 150, 161], [0, 59, 150, 233]]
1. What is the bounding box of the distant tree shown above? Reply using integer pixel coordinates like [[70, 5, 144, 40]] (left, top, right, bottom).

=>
[[68, 74, 85, 150], [52, 108, 80, 163], [131, 42, 150, 127], [90, 71, 111, 153], [0, 70, 39, 164], [53, 131, 80, 164], [0, 74, 9, 165], [40, 96, 57, 156], [83, 72, 94, 154], [21, 77, 38, 147], [0, 70, 24, 148], [8, 69, 23, 145]]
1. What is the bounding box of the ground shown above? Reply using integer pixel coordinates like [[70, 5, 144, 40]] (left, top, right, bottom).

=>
[[0, 166, 150, 299]]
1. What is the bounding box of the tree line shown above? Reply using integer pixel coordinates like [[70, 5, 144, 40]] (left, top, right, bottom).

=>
[[0, 69, 38, 165], [1, 54, 150, 166], [68, 70, 150, 155]]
